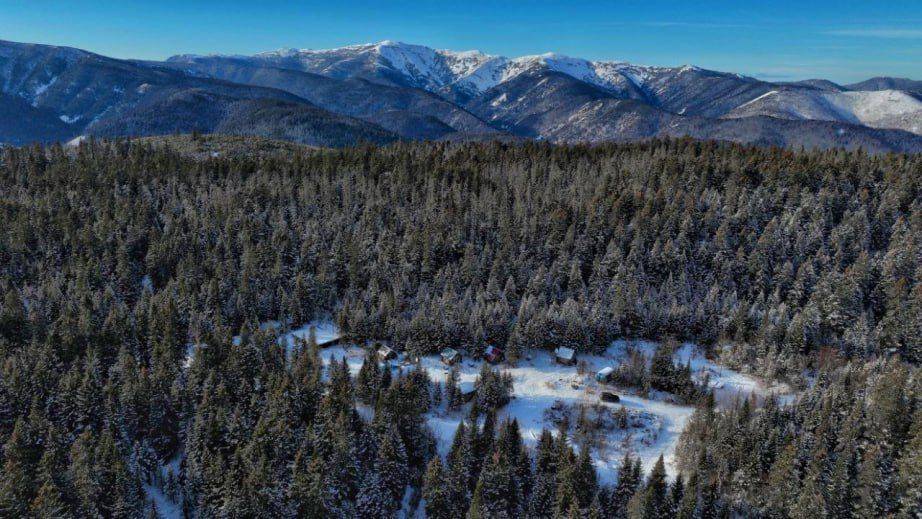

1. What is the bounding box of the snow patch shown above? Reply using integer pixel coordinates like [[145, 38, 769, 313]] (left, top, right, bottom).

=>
[[737, 90, 779, 110], [66, 135, 87, 147], [33, 76, 57, 97]]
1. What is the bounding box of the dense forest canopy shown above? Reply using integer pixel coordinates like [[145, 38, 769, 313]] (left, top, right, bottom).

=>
[[3, 138, 919, 370], [0, 137, 919, 517]]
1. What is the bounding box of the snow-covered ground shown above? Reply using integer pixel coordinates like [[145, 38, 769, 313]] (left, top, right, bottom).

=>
[[144, 456, 183, 519], [304, 325, 794, 483]]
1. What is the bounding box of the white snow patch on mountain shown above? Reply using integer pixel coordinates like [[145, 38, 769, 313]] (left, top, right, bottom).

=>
[[822, 89, 922, 126], [66, 135, 87, 147], [31, 76, 58, 105], [737, 90, 779, 110], [232, 41, 667, 96], [375, 41, 452, 90], [726, 87, 922, 134]]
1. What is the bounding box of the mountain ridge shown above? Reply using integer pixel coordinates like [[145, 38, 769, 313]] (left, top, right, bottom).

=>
[[1, 38, 920, 152]]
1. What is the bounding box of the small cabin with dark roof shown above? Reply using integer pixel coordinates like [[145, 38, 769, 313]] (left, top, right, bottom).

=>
[[484, 345, 504, 364], [318, 336, 343, 348], [555, 346, 576, 366], [377, 345, 397, 362], [441, 348, 461, 365]]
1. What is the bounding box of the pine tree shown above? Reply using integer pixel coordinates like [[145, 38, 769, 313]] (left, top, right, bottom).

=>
[[355, 469, 393, 519], [376, 425, 409, 508], [609, 452, 640, 519], [563, 442, 595, 511], [423, 456, 452, 518], [447, 421, 474, 516], [288, 450, 330, 518], [629, 455, 668, 519], [668, 473, 684, 517], [0, 418, 39, 517], [896, 409, 922, 517], [466, 479, 485, 519]]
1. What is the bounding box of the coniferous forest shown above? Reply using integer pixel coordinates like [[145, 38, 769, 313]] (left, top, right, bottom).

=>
[[0, 137, 919, 518]]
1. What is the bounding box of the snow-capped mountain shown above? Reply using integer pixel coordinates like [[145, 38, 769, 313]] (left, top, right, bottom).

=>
[[725, 88, 922, 135], [0, 39, 398, 146], [2, 38, 921, 152], [171, 40, 921, 139], [188, 41, 667, 100]]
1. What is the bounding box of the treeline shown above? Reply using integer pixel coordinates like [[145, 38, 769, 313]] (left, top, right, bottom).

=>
[[676, 358, 921, 517]]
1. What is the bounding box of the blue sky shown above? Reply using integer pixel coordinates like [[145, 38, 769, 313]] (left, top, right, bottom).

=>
[[2, 0, 920, 83]]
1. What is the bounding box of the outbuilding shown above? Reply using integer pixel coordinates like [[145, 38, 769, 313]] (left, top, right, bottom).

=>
[[596, 366, 614, 383], [318, 336, 343, 348], [441, 348, 461, 365], [554, 346, 576, 366], [484, 345, 504, 364], [377, 345, 397, 362], [600, 391, 620, 403]]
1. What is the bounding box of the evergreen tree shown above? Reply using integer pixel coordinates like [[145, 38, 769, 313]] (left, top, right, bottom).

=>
[[423, 456, 452, 518]]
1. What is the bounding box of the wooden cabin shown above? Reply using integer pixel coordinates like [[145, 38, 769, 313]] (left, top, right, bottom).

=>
[[554, 346, 576, 366], [484, 345, 504, 364], [441, 348, 461, 365], [377, 345, 397, 362]]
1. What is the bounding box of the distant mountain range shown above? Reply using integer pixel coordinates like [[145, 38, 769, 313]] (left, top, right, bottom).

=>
[[2, 39, 921, 152]]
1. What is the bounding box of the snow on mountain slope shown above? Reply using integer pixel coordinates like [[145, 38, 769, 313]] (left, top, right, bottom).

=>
[[725, 87, 922, 134], [158, 40, 922, 149], [492, 53, 651, 99], [187, 42, 921, 130], [824, 90, 922, 131], [191, 41, 659, 98], [373, 40, 455, 90]]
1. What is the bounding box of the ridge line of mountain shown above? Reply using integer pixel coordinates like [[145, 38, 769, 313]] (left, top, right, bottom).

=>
[[1, 38, 920, 152]]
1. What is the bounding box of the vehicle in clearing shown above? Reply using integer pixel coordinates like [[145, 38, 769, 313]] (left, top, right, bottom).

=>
[[317, 336, 343, 348], [596, 366, 614, 383], [600, 391, 620, 403], [460, 381, 478, 402]]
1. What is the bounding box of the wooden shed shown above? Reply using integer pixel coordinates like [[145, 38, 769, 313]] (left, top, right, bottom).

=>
[[377, 345, 397, 362], [441, 348, 461, 365], [555, 346, 576, 366], [484, 345, 504, 364]]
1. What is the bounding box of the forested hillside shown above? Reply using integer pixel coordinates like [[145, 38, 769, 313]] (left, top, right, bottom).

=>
[[0, 138, 919, 517]]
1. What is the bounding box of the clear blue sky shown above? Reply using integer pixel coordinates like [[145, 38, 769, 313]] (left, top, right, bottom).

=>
[[2, 0, 920, 83]]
